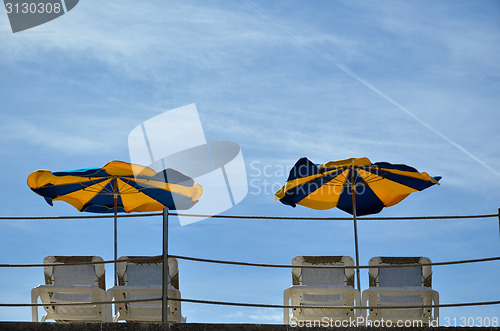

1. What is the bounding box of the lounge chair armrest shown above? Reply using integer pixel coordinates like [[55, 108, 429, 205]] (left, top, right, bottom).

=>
[[107, 286, 180, 297], [362, 287, 439, 319], [362, 286, 438, 298], [283, 285, 361, 324], [31, 285, 106, 300], [31, 285, 109, 322], [106, 286, 182, 323], [285, 285, 360, 298], [32, 285, 104, 294]]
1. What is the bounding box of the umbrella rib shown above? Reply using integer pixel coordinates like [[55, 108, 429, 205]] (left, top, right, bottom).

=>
[[362, 173, 384, 184], [353, 167, 386, 185], [336, 168, 350, 186], [118, 178, 154, 194], [117, 179, 134, 194], [73, 178, 113, 194], [323, 168, 350, 182]]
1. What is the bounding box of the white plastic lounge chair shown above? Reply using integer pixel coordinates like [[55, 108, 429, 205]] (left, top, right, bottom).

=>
[[362, 257, 439, 325], [31, 256, 110, 322], [106, 256, 185, 323], [283, 256, 361, 324]]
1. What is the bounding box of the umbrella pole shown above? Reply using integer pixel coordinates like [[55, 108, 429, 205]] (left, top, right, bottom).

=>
[[351, 168, 361, 292], [113, 178, 118, 287], [162, 207, 169, 323]]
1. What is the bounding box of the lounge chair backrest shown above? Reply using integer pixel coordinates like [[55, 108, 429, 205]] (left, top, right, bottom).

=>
[[127, 264, 162, 286], [369, 257, 432, 288], [117, 256, 179, 289], [292, 256, 354, 287], [44, 256, 105, 290]]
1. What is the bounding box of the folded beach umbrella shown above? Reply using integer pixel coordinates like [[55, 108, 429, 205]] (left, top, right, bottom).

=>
[[28, 160, 203, 284], [275, 157, 441, 290]]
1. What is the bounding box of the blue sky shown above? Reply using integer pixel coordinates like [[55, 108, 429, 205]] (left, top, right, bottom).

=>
[[0, 0, 499, 324]]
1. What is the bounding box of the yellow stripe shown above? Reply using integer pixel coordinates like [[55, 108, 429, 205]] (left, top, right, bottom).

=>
[[102, 160, 157, 177], [118, 180, 202, 212], [132, 178, 203, 201], [274, 172, 327, 200], [118, 181, 161, 212], [52, 179, 113, 211], [27, 161, 160, 190], [378, 168, 440, 185], [275, 169, 350, 200], [274, 168, 349, 200], [276, 170, 350, 210], [27, 170, 103, 189], [355, 169, 416, 207], [296, 180, 345, 210], [318, 157, 371, 170]]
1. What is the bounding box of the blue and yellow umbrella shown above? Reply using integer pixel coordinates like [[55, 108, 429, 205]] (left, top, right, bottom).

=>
[[28, 160, 203, 284], [28, 160, 203, 213], [275, 157, 441, 289]]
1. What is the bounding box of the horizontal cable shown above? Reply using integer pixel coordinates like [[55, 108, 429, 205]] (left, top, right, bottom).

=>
[[2, 297, 499, 310], [0, 211, 497, 221], [171, 254, 500, 269], [0, 213, 161, 220], [0, 259, 115, 268], [169, 212, 499, 221], [170, 297, 500, 310], [0, 298, 161, 307], [1, 256, 499, 269]]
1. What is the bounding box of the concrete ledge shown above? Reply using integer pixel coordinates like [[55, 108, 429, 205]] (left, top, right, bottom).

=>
[[1, 323, 498, 331], [0, 322, 499, 331]]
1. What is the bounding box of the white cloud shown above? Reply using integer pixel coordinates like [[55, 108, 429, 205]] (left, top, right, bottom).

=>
[[0, 115, 130, 155], [0, 1, 292, 80], [1, 0, 498, 186], [227, 309, 282, 323]]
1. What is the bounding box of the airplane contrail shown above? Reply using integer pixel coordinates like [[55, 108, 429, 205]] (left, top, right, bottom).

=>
[[241, 0, 500, 178]]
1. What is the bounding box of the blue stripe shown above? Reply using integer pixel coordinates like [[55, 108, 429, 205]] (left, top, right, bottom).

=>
[[149, 168, 195, 186], [120, 178, 198, 210], [80, 180, 120, 212], [279, 167, 347, 207], [30, 178, 109, 201], [336, 169, 385, 216], [371, 162, 420, 173], [84, 205, 127, 213], [280, 176, 332, 207], [367, 165, 440, 191], [51, 167, 110, 177], [285, 157, 321, 181]]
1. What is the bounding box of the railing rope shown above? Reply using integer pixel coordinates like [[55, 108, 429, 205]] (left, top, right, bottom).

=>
[[1, 256, 499, 269], [1, 297, 499, 310], [0, 211, 498, 221]]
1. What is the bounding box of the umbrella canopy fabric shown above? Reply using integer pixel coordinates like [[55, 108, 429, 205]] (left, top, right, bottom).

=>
[[28, 160, 203, 289], [275, 157, 441, 216], [275, 156, 441, 291], [27, 160, 203, 212]]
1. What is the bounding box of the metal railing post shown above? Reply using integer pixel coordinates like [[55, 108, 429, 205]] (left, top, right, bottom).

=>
[[162, 207, 169, 323]]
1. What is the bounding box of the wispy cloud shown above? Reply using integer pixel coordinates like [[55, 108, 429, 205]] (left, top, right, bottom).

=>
[[239, 0, 500, 178], [0, 1, 289, 80], [1, 1, 498, 185], [0, 115, 131, 155], [227, 309, 281, 323]]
